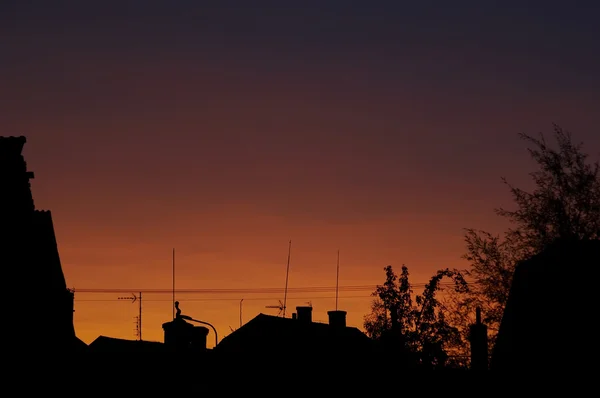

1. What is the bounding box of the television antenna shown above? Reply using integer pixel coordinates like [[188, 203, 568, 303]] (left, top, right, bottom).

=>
[[118, 292, 142, 341], [266, 299, 285, 316], [133, 316, 141, 340]]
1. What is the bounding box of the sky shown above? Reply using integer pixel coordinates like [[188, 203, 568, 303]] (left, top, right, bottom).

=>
[[2, 0, 599, 346]]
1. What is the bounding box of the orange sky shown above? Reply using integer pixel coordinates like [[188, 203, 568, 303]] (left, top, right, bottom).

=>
[[3, 1, 599, 347]]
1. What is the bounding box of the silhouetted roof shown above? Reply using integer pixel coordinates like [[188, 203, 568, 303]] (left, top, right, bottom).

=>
[[73, 337, 88, 350], [215, 313, 373, 355], [89, 336, 168, 353], [0, 135, 27, 155], [492, 239, 600, 371]]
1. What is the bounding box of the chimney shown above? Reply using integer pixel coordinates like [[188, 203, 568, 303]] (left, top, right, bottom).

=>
[[189, 325, 209, 351], [292, 313, 297, 320], [162, 317, 208, 351], [327, 310, 347, 328], [469, 307, 488, 370], [296, 306, 312, 323]]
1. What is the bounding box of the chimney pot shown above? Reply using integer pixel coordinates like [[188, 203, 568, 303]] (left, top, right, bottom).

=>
[[327, 310, 347, 328], [162, 318, 208, 351], [291, 313, 297, 320], [296, 306, 312, 323]]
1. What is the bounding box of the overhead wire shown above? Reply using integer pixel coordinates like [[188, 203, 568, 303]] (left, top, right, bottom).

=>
[[71, 281, 473, 295], [72, 282, 478, 302], [75, 295, 373, 302]]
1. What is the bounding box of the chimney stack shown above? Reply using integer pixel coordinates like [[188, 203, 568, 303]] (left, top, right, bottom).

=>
[[162, 317, 209, 351], [296, 306, 312, 323], [469, 307, 488, 370], [327, 310, 347, 328]]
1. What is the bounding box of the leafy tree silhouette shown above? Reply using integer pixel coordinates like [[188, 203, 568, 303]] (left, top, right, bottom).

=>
[[364, 265, 469, 369], [446, 123, 600, 351]]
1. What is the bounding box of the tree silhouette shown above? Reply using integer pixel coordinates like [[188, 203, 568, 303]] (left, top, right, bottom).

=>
[[364, 265, 469, 368], [450, 124, 600, 347], [498, 124, 600, 251]]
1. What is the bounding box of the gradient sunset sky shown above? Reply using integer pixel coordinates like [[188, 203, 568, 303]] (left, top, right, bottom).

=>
[[2, 0, 599, 346]]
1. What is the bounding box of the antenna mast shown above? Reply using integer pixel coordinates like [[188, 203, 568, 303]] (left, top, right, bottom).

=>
[[118, 293, 141, 340], [134, 316, 140, 339], [172, 248, 175, 320], [336, 249, 340, 311], [139, 291, 142, 341], [282, 240, 292, 318]]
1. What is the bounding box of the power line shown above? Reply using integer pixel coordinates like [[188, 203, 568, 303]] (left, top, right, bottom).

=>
[[74, 284, 474, 302], [75, 295, 373, 302], [71, 282, 470, 295], [73, 286, 374, 294]]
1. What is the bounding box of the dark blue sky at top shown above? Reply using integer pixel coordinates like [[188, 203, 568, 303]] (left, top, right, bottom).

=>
[[3, 1, 599, 133], [2, 0, 598, 115], [4, 1, 599, 69], [3, 1, 598, 123], [2, 2, 599, 137]]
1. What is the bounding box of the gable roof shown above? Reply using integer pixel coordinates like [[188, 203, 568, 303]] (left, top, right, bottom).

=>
[[89, 336, 167, 352], [216, 313, 373, 354]]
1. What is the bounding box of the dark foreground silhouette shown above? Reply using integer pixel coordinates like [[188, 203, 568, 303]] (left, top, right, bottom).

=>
[[492, 238, 600, 371], [2, 136, 86, 352]]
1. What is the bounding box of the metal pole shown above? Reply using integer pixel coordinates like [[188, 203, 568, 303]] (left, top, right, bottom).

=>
[[239, 299, 244, 328], [283, 240, 291, 318], [172, 248, 175, 320], [139, 291, 142, 341], [336, 249, 340, 311]]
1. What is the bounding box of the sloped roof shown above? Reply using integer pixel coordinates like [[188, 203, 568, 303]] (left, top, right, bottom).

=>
[[89, 336, 167, 352], [492, 239, 600, 371], [39, 335, 88, 352], [216, 313, 373, 354], [73, 336, 88, 350]]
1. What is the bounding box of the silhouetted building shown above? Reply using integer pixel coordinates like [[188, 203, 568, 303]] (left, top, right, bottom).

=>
[[491, 239, 600, 371], [215, 306, 373, 359], [1, 136, 86, 351], [89, 336, 167, 353], [87, 302, 213, 353]]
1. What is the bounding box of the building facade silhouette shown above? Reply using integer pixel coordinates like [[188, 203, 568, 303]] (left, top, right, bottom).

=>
[[1, 136, 85, 351], [491, 239, 600, 371]]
